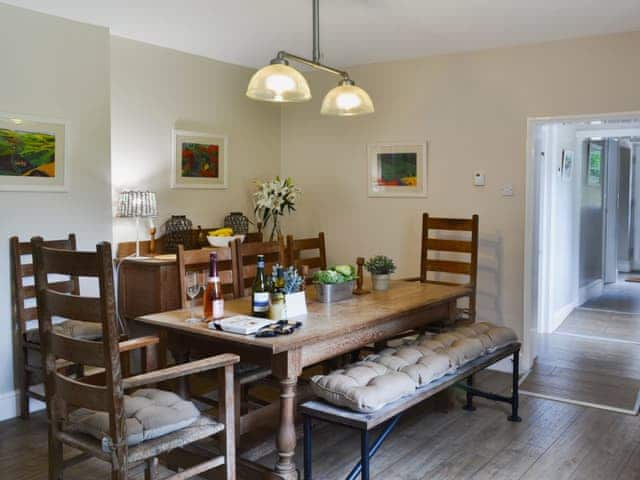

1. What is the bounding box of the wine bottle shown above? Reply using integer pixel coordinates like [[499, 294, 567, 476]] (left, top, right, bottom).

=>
[[252, 254, 269, 318], [269, 266, 286, 321], [203, 252, 224, 319]]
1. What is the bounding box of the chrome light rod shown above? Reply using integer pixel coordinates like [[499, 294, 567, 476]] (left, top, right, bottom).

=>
[[272, 50, 350, 81]]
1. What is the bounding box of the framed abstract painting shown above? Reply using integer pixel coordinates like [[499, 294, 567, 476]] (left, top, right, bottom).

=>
[[0, 112, 69, 192], [171, 130, 228, 189], [367, 141, 427, 197]]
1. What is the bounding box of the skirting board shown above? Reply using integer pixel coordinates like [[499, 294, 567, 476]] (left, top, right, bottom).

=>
[[578, 279, 603, 305], [549, 301, 578, 333], [0, 389, 45, 422]]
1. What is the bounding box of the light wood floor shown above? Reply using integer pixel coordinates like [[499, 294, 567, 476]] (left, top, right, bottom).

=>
[[3, 371, 640, 480], [557, 307, 640, 344], [580, 277, 640, 314]]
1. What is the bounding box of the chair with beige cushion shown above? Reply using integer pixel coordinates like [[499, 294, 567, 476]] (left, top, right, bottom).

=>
[[32, 237, 238, 480], [10, 234, 103, 419]]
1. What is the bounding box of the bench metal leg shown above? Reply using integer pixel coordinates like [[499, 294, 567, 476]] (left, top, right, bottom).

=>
[[508, 349, 522, 422], [346, 415, 401, 480], [462, 374, 476, 411], [360, 430, 370, 480], [304, 415, 312, 479]]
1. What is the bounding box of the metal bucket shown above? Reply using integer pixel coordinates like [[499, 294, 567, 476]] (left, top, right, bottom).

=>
[[314, 281, 355, 303]]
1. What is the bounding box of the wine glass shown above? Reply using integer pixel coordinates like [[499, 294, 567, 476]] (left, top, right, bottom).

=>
[[185, 271, 202, 324]]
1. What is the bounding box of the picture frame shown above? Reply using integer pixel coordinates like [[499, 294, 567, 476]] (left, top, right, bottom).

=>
[[171, 129, 228, 189], [561, 149, 574, 181], [367, 141, 428, 197], [0, 112, 70, 192]]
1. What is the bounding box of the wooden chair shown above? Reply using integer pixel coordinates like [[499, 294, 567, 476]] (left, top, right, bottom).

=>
[[420, 214, 479, 323], [286, 232, 327, 281], [177, 244, 239, 306], [236, 238, 287, 296], [10, 234, 100, 419], [32, 237, 238, 480]]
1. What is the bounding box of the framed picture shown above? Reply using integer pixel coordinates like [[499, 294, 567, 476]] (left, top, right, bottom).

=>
[[561, 149, 574, 181], [0, 112, 69, 192], [171, 130, 228, 189], [367, 142, 427, 197], [587, 142, 603, 186]]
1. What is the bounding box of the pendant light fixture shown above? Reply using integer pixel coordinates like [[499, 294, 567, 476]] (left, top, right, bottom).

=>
[[246, 0, 374, 116]]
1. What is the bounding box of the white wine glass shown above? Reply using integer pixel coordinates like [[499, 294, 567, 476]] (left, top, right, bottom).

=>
[[185, 271, 202, 324]]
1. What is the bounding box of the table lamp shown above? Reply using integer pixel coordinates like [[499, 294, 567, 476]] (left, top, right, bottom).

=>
[[117, 190, 158, 257]]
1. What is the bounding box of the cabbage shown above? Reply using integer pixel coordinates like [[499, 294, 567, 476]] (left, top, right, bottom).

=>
[[313, 269, 345, 284]]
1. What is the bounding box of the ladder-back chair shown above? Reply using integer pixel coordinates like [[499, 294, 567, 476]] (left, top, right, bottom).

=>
[[235, 238, 287, 297], [32, 237, 238, 480], [286, 232, 327, 282], [420, 214, 479, 323]]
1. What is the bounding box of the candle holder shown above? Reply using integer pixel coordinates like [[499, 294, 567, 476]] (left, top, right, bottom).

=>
[[352, 257, 370, 295]]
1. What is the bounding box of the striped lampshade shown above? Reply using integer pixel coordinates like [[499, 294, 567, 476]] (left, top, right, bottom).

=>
[[116, 190, 158, 218]]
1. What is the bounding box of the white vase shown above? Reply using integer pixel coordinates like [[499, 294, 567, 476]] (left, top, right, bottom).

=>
[[371, 274, 391, 291]]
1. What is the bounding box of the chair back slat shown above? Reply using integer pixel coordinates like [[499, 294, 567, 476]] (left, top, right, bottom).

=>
[[420, 214, 479, 321], [10, 234, 78, 335], [51, 333, 105, 368], [236, 238, 286, 296], [32, 237, 124, 442], [45, 290, 103, 324], [177, 244, 239, 306], [286, 232, 327, 281], [55, 373, 108, 411], [41, 248, 100, 277]]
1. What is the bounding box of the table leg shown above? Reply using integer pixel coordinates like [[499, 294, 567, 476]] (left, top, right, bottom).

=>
[[275, 377, 298, 478]]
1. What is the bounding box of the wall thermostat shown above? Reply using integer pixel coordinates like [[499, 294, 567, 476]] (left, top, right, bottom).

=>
[[473, 172, 486, 186]]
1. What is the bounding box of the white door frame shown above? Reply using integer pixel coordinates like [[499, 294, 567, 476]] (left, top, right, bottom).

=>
[[523, 111, 640, 371]]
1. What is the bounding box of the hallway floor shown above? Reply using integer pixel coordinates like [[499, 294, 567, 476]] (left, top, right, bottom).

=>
[[580, 275, 640, 314]]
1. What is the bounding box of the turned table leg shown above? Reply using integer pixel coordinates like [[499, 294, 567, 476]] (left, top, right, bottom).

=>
[[275, 377, 298, 477]]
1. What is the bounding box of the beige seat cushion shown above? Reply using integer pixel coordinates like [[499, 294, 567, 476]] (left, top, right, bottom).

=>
[[26, 319, 102, 343], [65, 389, 200, 450], [311, 322, 518, 413]]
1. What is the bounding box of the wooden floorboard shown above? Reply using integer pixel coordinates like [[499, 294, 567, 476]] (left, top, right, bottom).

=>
[[3, 373, 640, 479]]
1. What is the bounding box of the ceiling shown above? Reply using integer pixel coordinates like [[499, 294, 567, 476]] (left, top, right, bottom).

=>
[[4, 0, 640, 68]]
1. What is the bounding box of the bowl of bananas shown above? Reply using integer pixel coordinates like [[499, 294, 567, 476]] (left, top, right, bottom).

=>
[[207, 228, 245, 247]]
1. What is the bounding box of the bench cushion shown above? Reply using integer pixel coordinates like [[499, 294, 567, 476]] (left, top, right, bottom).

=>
[[65, 388, 200, 450], [310, 322, 517, 413], [26, 319, 102, 343]]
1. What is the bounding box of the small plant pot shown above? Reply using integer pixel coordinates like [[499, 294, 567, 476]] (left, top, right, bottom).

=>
[[371, 274, 391, 291]]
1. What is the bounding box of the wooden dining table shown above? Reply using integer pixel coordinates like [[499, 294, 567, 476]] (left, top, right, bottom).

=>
[[134, 280, 470, 479]]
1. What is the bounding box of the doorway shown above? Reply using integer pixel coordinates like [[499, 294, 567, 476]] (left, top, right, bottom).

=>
[[523, 113, 640, 413]]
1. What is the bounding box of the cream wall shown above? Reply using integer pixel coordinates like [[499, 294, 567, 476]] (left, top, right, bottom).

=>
[[110, 36, 281, 244], [0, 3, 111, 419], [281, 31, 640, 360]]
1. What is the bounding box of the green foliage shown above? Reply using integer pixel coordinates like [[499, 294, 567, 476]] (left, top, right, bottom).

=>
[[364, 255, 396, 275], [313, 264, 357, 284]]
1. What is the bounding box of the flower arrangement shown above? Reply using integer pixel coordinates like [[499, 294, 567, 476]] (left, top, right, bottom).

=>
[[364, 255, 396, 275], [270, 264, 305, 294], [253, 177, 301, 241]]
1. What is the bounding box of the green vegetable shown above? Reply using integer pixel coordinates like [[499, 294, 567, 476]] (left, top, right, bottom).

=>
[[313, 264, 358, 284], [334, 264, 356, 279]]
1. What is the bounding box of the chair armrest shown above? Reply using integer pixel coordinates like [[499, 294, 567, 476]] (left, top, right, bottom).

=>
[[123, 353, 240, 390], [119, 335, 160, 353]]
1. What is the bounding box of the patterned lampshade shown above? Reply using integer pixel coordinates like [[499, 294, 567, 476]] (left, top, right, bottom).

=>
[[117, 190, 157, 218]]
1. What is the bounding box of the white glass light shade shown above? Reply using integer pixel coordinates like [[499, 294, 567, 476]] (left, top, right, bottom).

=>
[[320, 82, 374, 116], [246, 64, 311, 102]]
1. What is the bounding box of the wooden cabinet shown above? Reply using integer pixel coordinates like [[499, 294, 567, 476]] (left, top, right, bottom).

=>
[[118, 258, 180, 321]]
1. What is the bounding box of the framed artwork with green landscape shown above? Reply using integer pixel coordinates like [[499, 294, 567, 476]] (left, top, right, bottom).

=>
[[0, 113, 68, 191], [368, 142, 427, 197], [171, 130, 228, 189]]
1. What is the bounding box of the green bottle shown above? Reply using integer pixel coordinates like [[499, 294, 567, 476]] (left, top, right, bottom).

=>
[[252, 254, 269, 318]]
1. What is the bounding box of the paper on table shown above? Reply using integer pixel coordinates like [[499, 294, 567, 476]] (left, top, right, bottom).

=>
[[209, 315, 273, 335]]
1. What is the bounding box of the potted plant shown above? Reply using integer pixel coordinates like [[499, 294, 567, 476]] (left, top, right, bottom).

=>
[[364, 255, 396, 291], [270, 265, 307, 317], [312, 265, 357, 303]]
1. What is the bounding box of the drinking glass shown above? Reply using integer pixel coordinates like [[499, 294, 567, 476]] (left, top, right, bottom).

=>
[[185, 271, 202, 324]]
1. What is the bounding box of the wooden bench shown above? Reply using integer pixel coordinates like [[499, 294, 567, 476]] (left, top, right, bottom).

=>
[[300, 342, 521, 480]]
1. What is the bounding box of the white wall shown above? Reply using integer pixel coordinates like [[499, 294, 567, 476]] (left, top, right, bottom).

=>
[[633, 143, 640, 270], [0, 4, 111, 420], [281, 31, 640, 367], [110, 37, 281, 244]]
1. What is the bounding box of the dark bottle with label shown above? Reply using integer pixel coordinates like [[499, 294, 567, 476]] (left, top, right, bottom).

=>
[[252, 254, 269, 317]]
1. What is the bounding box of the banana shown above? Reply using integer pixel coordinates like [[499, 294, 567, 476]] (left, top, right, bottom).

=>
[[208, 228, 234, 237]]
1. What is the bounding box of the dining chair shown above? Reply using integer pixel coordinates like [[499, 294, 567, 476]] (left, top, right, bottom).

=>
[[32, 237, 238, 480], [10, 234, 104, 419], [286, 232, 327, 281], [420, 213, 479, 323], [235, 237, 287, 296]]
